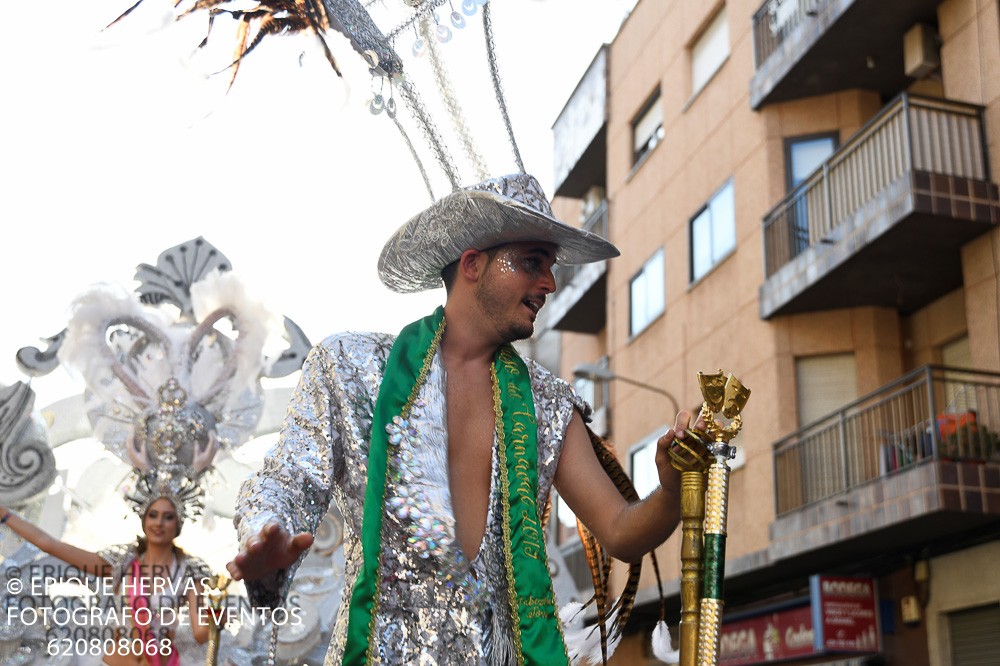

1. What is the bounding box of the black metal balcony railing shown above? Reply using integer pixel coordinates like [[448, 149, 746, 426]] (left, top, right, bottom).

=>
[[553, 200, 610, 292], [763, 94, 989, 277], [774, 365, 1000, 515], [752, 0, 822, 68]]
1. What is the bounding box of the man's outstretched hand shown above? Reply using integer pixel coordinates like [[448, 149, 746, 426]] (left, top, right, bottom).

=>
[[226, 522, 314, 581]]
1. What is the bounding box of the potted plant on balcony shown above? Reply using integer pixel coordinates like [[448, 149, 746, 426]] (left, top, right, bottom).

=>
[[936, 411, 1000, 461]]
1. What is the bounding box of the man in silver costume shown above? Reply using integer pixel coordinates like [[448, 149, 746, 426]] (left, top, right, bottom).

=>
[[228, 174, 694, 665]]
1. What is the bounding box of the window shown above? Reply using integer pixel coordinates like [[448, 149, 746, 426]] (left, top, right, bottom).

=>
[[629, 248, 665, 336], [632, 90, 664, 165], [795, 353, 857, 427], [553, 493, 579, 546], [795, 353, 857, 499], [573, 362, 610, 436], [572, 376, 596, 409], [786, 134, 837, 190], [690, 179, 736, 281], [949, 604, 1000, 664], [629, 433, 663, 500], [785, 134, 837, 254], [691, 6, 729, 95], [572, 374, 608, 412], [942, 335, 976, 413]]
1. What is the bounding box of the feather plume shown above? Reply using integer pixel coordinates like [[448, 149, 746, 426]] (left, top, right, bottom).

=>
[[190, 270, 280, 408], [559, 601, 585, 630], [569, 427, 656, 664], [58, 282, 175, 408], [652, 621, 680, 664], [564, 607, 622, 665]]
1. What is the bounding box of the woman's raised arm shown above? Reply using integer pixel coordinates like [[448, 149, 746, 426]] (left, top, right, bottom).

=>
[[0, 506, 108, 574]]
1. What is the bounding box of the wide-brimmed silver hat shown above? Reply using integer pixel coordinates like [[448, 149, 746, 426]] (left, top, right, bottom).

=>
[[378, 173, 620, 293]]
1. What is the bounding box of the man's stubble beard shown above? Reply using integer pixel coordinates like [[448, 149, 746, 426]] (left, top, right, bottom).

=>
[[475, 267, 534, 343]]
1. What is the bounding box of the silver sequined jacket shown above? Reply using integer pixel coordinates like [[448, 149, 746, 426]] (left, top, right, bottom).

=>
[[234, 331, 588, 665]]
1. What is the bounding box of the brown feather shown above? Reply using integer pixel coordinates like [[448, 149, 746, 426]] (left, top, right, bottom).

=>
[[181, 0, 344, 86], [649, 549, 668, 623], [105, 0, 147, 29], [225, 17, 252, 93], [575, 520, 611, 663], [572, 426, 656, 664], [240, 14, 295, 61], [313, 32, 343, 77]]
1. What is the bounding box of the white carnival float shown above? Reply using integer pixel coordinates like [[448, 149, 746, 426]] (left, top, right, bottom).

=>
[[1, 238, 345, 665]]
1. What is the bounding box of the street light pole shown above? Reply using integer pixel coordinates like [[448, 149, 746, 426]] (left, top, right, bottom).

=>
[[572, 362, 680, 416]]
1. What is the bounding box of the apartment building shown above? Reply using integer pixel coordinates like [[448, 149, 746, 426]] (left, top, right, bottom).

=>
[[536, 0, 1000, 664]]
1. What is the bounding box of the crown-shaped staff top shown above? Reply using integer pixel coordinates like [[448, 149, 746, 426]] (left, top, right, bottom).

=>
[[696, 370, 751, 452]]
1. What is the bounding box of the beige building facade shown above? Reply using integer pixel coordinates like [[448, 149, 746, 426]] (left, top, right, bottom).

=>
[[537, 0, 1000, 664]]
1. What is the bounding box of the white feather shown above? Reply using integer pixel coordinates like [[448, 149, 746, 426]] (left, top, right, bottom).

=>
[[559, 601, 585, 629], [58, 282, 174, 407], [651, 621, 680, 664], [562, 606, 621, 665], [189, 270, 281, 406]]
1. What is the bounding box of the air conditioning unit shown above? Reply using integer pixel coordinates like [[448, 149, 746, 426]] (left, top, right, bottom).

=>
[[904, 23, 940, 79]]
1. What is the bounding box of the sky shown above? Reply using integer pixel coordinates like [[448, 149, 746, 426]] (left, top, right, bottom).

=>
[[0, 0, 645, 595], [1, 0, 637, 411]]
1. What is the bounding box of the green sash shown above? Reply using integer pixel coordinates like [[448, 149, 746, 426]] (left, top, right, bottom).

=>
[[343, 308, 443, 664], [342, 308, 568, 665], [494, 345, 569, 665]]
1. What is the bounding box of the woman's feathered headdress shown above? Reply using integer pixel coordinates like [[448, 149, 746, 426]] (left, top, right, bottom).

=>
[[17, 237, 311, 524]]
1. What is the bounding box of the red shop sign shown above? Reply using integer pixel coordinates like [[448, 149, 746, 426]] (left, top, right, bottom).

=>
[[719, 604, 815, 665], [810, 575, 881, 653]]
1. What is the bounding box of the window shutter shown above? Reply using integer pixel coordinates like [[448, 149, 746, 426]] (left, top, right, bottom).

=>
[[949, 604, 1000, 666], [633, 98, 664, 156], [796, 353, 857, 426], [942, 335, 972, 368], [691, 8, 729, 93], [942, 335, 975, 413]]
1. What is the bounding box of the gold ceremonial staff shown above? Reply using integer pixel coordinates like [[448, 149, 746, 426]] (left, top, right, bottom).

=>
[[205, 574, 231, 666], [667, 371, 750, 666]]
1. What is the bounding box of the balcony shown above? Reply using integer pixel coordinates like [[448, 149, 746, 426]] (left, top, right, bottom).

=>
[[770, 365, 1000, 565], [552, 46, 608, 198], [538, 202, 610, 334], [750, 0, 942, 109], [760, 94, 999, 319]]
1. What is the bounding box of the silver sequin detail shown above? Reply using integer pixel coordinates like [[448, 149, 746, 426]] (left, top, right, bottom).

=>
[[235, 332, 589, 664]]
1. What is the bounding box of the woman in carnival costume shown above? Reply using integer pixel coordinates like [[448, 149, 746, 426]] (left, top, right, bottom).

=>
[[8, 239, 307, 665], [0, 486, 214, 665]]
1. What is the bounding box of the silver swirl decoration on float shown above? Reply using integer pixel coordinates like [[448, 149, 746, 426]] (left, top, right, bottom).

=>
[[0, 383, 56, 505]]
